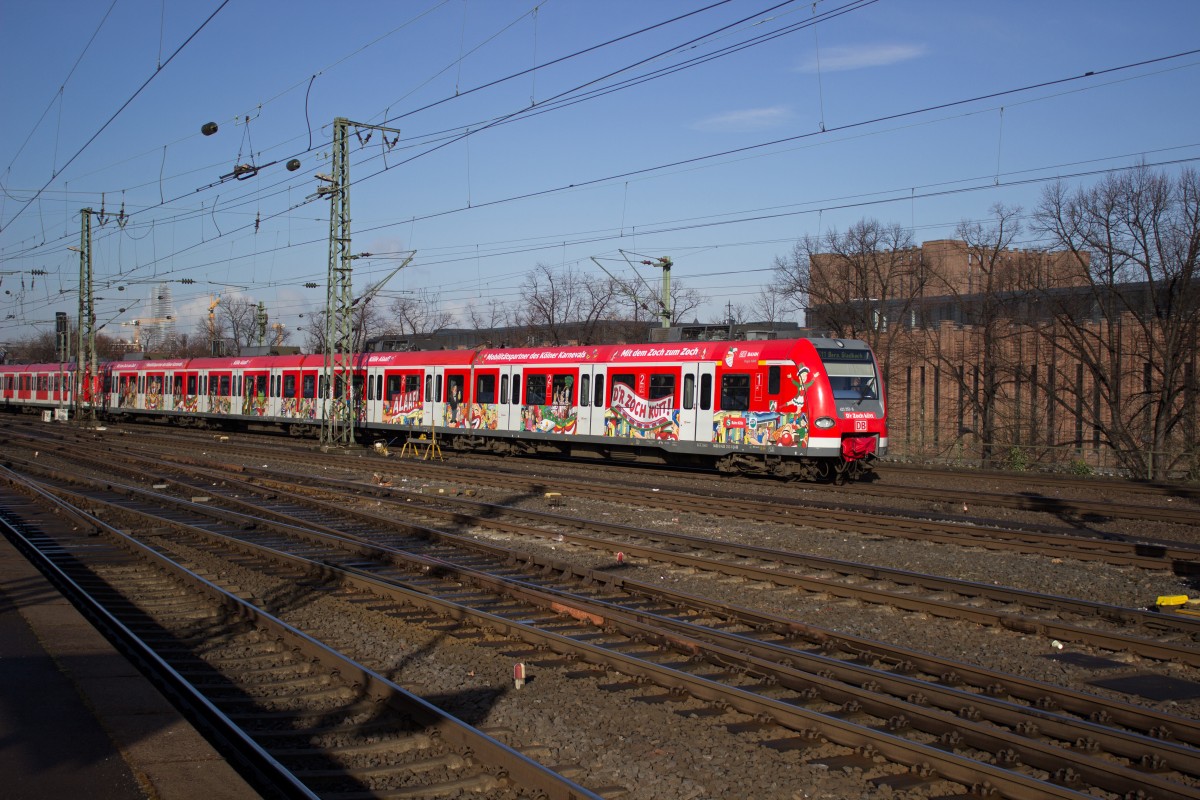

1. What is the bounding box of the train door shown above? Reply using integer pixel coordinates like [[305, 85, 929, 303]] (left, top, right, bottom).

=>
[[300, 370, 318, 420], [575, 364, 599, 436], [32, 370, 49, 404], [422, 369, 436, 428], [678, 362, 716, 443], [144, 371, 164, 411], [362, 366, 379, 425], [469, 368, 498, 431], [266, 368, 281, 418], [178, 371, 198, 413], [443, 369, 469, 428], [244, 371, 269, 417], [491, 367, 520, 432], [350, 370, 366, 425]]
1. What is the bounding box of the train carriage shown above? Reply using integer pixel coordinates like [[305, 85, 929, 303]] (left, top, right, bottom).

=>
[[0, 363, 72, 411], [5, 335, 886, 481]]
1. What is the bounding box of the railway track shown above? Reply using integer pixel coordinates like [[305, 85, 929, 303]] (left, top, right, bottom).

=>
[[13, 434, 1200, 666], [3, 433, 1200, 799], [19, 422, 1198, 574], [0, 466, 604, 800]]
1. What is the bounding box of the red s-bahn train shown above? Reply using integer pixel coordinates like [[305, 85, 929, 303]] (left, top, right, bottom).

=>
[[0, 336, 887, 481]]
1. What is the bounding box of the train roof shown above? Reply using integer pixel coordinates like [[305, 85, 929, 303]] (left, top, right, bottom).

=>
[[359, 350, 477, 368], [6, 337, 875, 376]]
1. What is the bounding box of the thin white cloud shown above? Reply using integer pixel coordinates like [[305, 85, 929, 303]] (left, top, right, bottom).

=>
[[799, 43, 927, 73], [693, 106, 793, 133]]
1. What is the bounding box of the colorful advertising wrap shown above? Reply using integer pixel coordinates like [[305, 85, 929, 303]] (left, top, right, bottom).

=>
[[610, 382, 674, 428]]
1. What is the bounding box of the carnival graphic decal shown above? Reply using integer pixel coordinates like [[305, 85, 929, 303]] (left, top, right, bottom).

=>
[[382, 389, 423, 426], [712, 361, 817, 449], [605, 382, 679, 440]]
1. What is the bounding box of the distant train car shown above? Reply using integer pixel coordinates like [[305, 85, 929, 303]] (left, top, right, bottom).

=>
[[4, 336, 886, 481], [0, 362, 73, 413]]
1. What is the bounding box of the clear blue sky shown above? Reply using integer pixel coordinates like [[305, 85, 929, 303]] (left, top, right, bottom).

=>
[[2, 0, 1198, 346]]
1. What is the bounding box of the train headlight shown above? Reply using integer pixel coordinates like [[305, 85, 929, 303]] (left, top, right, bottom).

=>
[[815, 416, 836, 429]]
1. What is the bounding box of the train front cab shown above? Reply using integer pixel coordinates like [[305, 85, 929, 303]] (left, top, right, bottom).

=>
[[807, 338, 887, 473]]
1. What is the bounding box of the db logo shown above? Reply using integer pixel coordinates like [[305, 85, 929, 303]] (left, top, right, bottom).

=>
[[855, 420, 868, 432]]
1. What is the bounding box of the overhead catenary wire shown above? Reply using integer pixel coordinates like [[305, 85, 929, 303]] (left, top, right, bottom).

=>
[[3, 8, 1198, 338], [0, 0, 232, 235]]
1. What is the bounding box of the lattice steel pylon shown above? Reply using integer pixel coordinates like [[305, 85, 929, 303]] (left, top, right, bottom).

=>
[[75, 208, 99, 425], [318, 117, 402, 449]]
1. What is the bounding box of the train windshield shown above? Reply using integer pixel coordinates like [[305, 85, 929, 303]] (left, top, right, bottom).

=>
[[816, 347, 879, 400]]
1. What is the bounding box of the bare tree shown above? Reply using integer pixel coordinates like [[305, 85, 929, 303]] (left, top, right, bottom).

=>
[[385, 289, 456, 336], [609, 272, 705, 330], [214, 296, 262, 356], [774, 219, 925, 369], [750, 285, 788, 328], [517, 262, 619, 344], [465, 297, 513, 334], [1033, 166, 1200, 479], [669, 281, 705, 326], [10, 330, 59, 362], [194, 312, 228, 356], [922, 204, 1027, 463], [302, 297, 386, 355]]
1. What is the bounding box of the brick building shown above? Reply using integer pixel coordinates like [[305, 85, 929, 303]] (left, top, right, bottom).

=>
[[807, 239, 1198, 478]]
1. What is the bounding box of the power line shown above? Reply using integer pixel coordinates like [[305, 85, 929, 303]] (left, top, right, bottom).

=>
[[0, 0, 232, 234], [1, 0, 119, 183]]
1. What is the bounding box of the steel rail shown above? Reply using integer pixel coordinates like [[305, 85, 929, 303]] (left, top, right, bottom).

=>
[[0, 465, 603, 800], [8, 472, 1133, 800]]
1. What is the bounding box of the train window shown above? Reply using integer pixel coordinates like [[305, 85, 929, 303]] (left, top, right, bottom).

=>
[[375, 375, 383, 401], [303, 374, 316, 399], [551, 374, 572, 405], [593, 375, 605, 408], [610, 373, 634, 405], [476, 374, 496, 404], [511, 375, 520, 405], [138, 376, 145, 394], [768, 366, 781, 394], [683, 374, 695, 410], [830, 374, 878, 400], [425, 375, 432, 402], [580, 375, 590, 407], [446, 374, 463, 405], [720, 374, 750, 411], [284, 375, 295, 397], [500, 375, 509, 404], [700, 374, 712, 411], [386, 375, 401, 400], [525, 374, 546, 406], [649, 374, 674, 401], [435, 374, 443, 403], [219, 375, 231, 396], [255, 375, 267, 396], [186, 375, 196, 395]]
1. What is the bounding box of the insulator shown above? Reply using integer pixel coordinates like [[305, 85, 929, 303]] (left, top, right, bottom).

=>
[[201, 121, 218, 136], [286, 158, 301, 171]]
